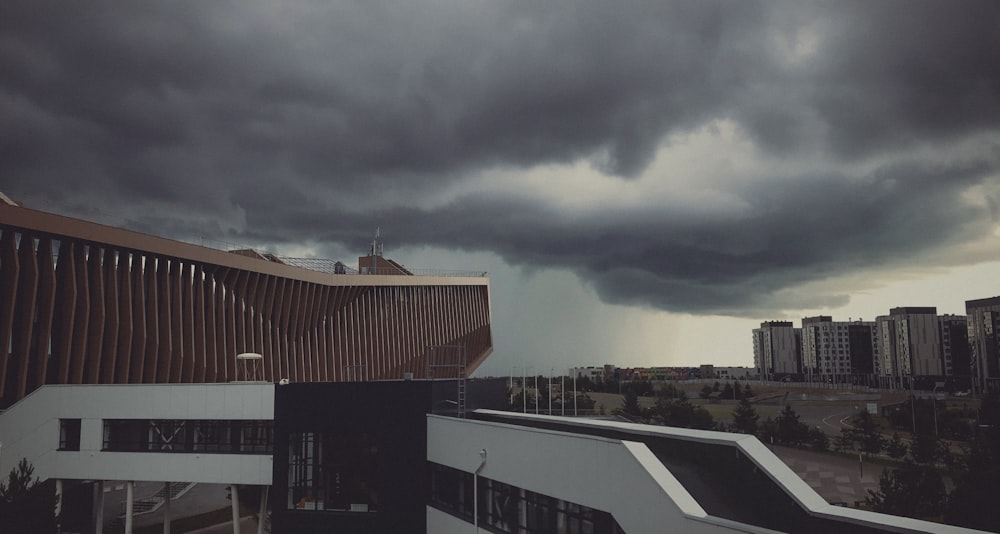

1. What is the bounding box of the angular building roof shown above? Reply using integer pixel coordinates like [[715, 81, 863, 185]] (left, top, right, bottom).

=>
[[0, 203, 492, 406]]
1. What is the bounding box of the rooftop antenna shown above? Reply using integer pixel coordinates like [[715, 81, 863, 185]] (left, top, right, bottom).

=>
[[369, 226, 383, 257], [235, 352, 264, 382]]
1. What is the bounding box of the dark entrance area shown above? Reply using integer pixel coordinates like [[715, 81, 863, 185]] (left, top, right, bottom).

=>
[[270, 378, 506, 533]]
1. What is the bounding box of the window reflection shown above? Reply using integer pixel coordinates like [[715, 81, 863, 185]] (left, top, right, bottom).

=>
[[288, 432, 378, 512], [429, 462, 624, 533]]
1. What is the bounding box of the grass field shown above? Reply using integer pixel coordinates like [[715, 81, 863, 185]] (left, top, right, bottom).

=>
[[579, 382, 955, 435], [585, 391, 784, 424]]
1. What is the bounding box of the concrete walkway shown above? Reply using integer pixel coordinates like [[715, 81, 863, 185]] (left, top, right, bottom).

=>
[[187, 516, 260, 534], [97, 482, 239, 532], [771, 445, 886, 506]]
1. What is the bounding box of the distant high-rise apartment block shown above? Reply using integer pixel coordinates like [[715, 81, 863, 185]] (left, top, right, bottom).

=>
[[752, 321, 800, 379], [801, 316, 877, 383], [876, 307, 943, 385], [750, 303, 983, 389], [939, 314, 970, 378], [966, 296, 1000, 392]]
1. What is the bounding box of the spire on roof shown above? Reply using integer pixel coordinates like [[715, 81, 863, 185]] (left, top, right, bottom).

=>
[[368, 226, 384, 257]]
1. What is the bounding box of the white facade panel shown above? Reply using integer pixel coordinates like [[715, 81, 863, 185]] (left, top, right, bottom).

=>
[[0, 384, 274, 484], [443, 411, 979, 534], [428, 415, 768, 534], [204, 386, 228, 419]]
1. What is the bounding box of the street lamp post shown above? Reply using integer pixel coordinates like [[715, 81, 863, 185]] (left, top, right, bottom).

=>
[[549, 368, 553, 415], [932, 381, 944, 436], [573, 372, 578, 417], [509, 366, 516, 407], [522, 366, 527, 414], [933, 396, 938, 437], [534, 371, 539, 414]]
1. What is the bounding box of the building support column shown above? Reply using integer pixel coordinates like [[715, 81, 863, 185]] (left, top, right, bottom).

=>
[[55, 479, 63, 519], [257, 486, 268, 534], [125, 481, 135, 534], [231, 484, 241, 534], [163, 482, 171, 534], [94, 480, 105, 534]]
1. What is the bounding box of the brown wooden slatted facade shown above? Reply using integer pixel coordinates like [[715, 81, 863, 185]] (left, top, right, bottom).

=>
[[0, 205, 492, 406]]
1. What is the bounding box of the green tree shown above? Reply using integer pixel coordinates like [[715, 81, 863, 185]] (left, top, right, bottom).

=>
[[649, 396, 714, 430], [601, 378, 619, 394], [910, 432, 941, 465], [743, 383, 754, 399], [0, 458, 58, 534], [573, 392, 596, 412], [622, 388, 642, 417], [834, 427, 856, 453], [731, 397, 759, 435], [807, 427, 829, 451], [699, 385, 713, 399], [721, 382, 734, 400], [758, 417, 778, 445], [885, 432, 908, 460], [657, 383, 681, 400], [944, 424, 1000, 531], [866, 460, 945, 520], [631, 379, 654, 397], [853, 410, 885, 458], [776, 404, 809, 445], [888, 397, 944, 435], [689, 405, 715, 430]]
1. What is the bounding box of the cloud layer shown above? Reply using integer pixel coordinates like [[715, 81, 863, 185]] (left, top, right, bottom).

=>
[[3, 0, 999, 315]]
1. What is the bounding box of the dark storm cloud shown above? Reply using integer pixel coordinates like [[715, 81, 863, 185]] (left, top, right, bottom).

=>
[[2, 0, 999, 315], [330, 153, 995, 315]]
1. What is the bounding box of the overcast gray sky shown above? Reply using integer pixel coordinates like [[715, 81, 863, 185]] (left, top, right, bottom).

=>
[[3, 1, 1000, 375]]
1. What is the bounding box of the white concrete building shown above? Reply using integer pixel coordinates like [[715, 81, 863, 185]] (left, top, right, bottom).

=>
[[568, 366, 607, 383], [713, 367, 755, 381], [427, 410, 983, 534], [1, 379, 992, 534], [0, 384, 273, 533]]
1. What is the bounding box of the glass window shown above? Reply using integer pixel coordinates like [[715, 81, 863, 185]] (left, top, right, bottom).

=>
[[480, 478, 518, 532], [193, 421, 232, 452], [59, 419, 81, 451], [430, 463, 474, 521], [240, 421, 273, 453], [287, 432, 378, 512], [149, 420, 187, 451], [104, 420, 147, 451], [103, 419, 271, 453], [428, 462, 624, 534], [288, 432, 318, 509]]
